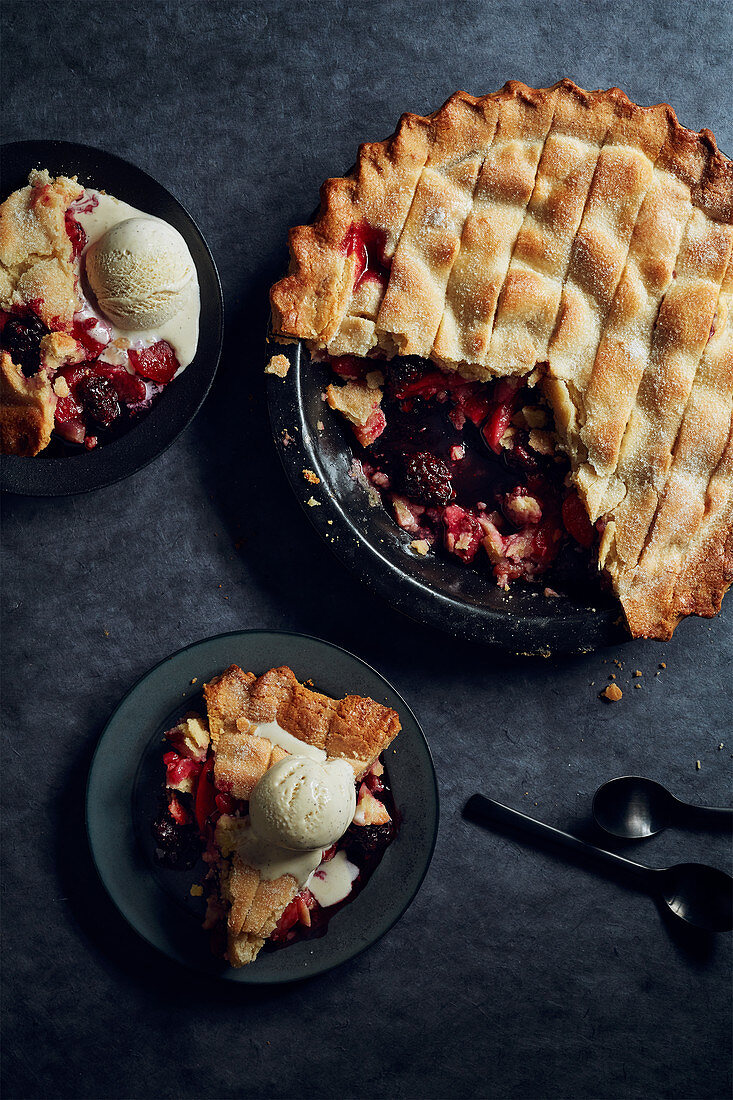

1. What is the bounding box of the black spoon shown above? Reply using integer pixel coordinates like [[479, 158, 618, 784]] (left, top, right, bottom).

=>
[[592, 776, 733, 839], [464, 793, 733, 934]]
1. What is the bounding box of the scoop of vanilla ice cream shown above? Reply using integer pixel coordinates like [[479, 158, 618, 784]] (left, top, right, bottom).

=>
[[85, 216, 194, 330], [249, 755, 356, 852]]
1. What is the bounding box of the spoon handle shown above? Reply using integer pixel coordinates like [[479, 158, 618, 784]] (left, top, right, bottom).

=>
[[464, 794, 655, 891], [673, 802, 733, 830]]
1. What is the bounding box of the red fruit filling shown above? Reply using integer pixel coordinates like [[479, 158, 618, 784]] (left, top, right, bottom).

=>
[[194, 756, 217, 832], [168, 793, 191, 826], [443, 505, 485, 564], [72, 316, 110, 358], [353, 408, 386, 447], [128, 340, 179, 384], [344, 222, 390, 291], [65, 212, 87, 260], [562, 491, 596, 548], [328, 354, 599, 592], [163, 750, 203, 791]]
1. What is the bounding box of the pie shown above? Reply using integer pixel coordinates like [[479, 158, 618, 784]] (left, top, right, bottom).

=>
[[269, 80, 733, 640], [0, 169, 198, 456], [153, 664, 401, 967]]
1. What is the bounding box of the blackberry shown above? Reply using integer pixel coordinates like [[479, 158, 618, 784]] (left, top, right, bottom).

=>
[[1, 314, 50, 375], [385, 356, 432, 399], [76, 374, 121, 427], [151, 812, 199, 870], [344, 822, 395, 862], [401, 451, 455, 506]]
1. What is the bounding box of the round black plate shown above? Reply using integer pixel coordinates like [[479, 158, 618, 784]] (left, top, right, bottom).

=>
[[0, 140, 223, 496], [86, 630, 439, 983], [266, 339, 627, 655]]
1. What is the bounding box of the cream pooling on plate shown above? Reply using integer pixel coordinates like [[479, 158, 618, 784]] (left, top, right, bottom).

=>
[[71, 190, 200, 372]]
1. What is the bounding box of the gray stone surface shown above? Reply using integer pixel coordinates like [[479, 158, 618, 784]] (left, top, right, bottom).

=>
[[2, 2, 732, 1098]]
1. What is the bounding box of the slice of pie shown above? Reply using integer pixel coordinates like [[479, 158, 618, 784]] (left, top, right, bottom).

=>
[[155, 664, 401, 967], [270, 80, 733, 640]]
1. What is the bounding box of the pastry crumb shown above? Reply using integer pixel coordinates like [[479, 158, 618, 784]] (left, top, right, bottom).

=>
[[696, 759, 701, 770], [601, 684, 623, 702], [190, 884, 204, 897], [307, 496, 320, 507], [543, 586, 560, 598], [191, 678, 198, 684], [365, 369, 385, 389], [303, 468, 320, 484], [265, 353, 290, 378], [409, 539, 430, 556], [633, 670, 642, 677], [659, 662, 666, 669], [316, 420, 325, 431]]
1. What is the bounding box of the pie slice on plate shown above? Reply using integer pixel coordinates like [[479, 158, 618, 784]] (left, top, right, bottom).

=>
[[156, 665, 401, 967], [270, 80, 733, 640]]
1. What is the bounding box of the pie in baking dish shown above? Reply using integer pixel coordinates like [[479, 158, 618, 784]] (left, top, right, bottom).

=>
[[153, 665, 400, 967], [270, 80, 733, 641]]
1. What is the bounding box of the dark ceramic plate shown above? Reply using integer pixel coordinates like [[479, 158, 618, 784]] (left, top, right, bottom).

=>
[[86, 630, 438, 984], [0, 140, 223, 496], [266, 339, 627, 655]]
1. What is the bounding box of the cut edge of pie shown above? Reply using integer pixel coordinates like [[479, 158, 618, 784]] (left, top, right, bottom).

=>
[[270, 79, 733, 640], [201, 664, 401, 967]]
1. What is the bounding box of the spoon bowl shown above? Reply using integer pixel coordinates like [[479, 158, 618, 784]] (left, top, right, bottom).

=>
[[658, 863, 733, 934], [593, 776, 673, 838], [593, 775, 733, 839]]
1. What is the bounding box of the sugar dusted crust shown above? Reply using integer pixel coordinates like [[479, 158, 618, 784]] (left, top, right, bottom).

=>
[[0, 169, 83, 328], [0, 350, 56, 456], [0, 170, 86, 456], [203, 664, 401, 966], [270, 80, 733, 640]]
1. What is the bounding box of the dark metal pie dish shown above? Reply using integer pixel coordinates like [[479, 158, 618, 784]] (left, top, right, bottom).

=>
[[266, 338, 627, 656]]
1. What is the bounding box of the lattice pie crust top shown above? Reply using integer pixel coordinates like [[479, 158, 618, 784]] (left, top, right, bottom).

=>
[[270, 80, 733, 640]]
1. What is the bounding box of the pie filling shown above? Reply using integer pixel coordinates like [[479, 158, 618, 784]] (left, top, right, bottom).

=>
[[322, 351, 600, 594], [0, 173, 200, 455], [152, 717, 397, 956]]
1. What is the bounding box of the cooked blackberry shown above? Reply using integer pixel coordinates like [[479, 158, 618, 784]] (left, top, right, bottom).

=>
[[76, 374, 122, 427], [1, 314, 50, 375], [401, 451, 455, 506]]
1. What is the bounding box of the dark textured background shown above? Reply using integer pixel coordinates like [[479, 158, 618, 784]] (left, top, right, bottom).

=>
[[2, 2, 732, 1098]]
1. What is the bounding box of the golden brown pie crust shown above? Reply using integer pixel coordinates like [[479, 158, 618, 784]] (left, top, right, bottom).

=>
[[270, 80, 733, 640], [0, 170, 86, 456]]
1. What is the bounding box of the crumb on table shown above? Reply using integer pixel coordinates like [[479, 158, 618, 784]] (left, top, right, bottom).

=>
[[601, 684, 623, 702]]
